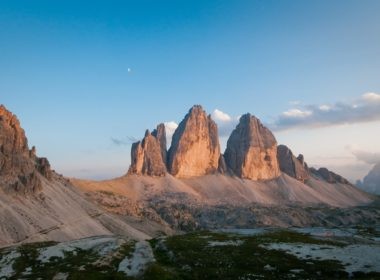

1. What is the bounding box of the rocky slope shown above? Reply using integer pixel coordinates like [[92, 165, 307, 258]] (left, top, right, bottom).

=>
[[168, 105, 220, 178], [224, 113, 280, 180], [73, 173, 376, 231], [0, 105, 170, 247]]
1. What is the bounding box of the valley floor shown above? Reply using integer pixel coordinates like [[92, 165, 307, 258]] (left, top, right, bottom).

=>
[[1, 227, 380, 280]]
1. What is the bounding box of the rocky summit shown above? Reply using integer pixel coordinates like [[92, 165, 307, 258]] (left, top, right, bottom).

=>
[[277, 145, 309, 182], [0, 105, 51, 193], [224, 113, 280, 180], [152, 123, 167, 164], [310, 167, 350, 185], [128, 125, 167, 177], [168, 105, 220, 178]]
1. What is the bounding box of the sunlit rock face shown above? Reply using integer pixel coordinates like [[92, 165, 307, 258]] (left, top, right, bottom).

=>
[[168, 105, 220, 178], [0, 105, 52, 193], [128, 126, 167, 177], [277, 145, 309, 182], [224, 113, 280, 180]]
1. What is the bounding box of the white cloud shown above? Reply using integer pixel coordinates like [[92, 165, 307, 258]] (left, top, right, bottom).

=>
[[346, 146, 380, 164], [164, 121, 178, 138], [210, 109, 239, 137], [212, 109, 232, 122], [362, 92, 380, 102], [319, 105, 331, 111], [164, 121, 178, 146], [272, 92, 380, 131], [282, 109, 312, 118]]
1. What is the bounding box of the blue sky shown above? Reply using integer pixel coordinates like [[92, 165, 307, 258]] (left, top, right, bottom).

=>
[[1, 0, 380, 180]]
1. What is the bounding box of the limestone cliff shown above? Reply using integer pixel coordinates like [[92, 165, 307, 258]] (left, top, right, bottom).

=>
[[128, 126, 167, 177], [224, 114, 280, 180], [0, 105, 51, 193], [168, 105, 220, 178], [277, 145, 309, 182]]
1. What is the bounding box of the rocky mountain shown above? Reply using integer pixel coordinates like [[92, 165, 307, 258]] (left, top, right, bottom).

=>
[[0, 105, 52, 193], [168, 105, 220, 178], [359, 163, 380, 195], [0, 104, 377, 248], [224, 113, 280, 180], [277, 145, 309, 182], [0, 105, 170, 247], [128, 125, 167, 177]]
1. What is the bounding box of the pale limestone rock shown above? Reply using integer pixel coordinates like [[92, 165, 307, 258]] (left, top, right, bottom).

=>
[[0, 105, 52, 193], [224, 113, 280, 180], [152, 123, 167, 164], [277, 145, 309, 182], [128, 128, 167, 177], [168, 105, 220, 178]]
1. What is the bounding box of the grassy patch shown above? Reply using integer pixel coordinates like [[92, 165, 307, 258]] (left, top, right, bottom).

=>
[[5, 231, 380, 279], [9, 240, 137, 280], [147, 230, 379, 280]]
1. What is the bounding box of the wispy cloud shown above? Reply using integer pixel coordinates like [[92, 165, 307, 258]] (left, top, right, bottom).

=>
[[111, 136, 138, 146], [347, 146, 380, 164], [272, 92, 380, 131]]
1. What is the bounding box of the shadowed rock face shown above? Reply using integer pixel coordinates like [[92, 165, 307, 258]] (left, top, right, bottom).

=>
[[361, 163, 380, 194], [128, 127, 167, 177], [168, 105, 220, 178], [224, 114, 280, 180], [0, 105, 52, 193], [152, 123, 167, 164], [277, 145, 309, 182], [309, 167, 350, 185]]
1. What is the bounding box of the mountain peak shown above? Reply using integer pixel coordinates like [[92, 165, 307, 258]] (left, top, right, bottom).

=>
[[224, 113, 280, 180], [167, 105, 220, 177], [0, 105, 52, 193]]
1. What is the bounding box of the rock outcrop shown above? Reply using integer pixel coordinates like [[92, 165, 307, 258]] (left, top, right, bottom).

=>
[[309, 167, 350, 185], [152, 123, 167, 164], [0, 105, 52, 193], [224, 114, 280, 180], [128, 126, 167, 177], [277, 145, 309, 182], [168, 105, 220, 178]]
